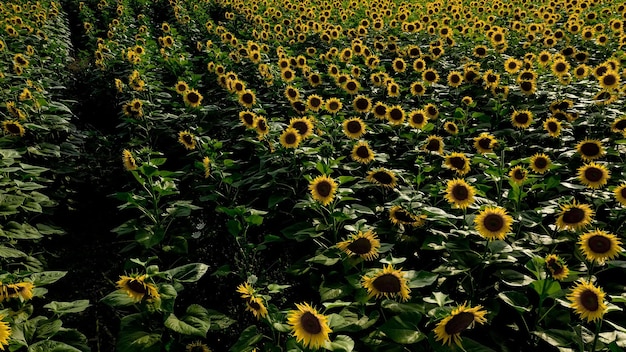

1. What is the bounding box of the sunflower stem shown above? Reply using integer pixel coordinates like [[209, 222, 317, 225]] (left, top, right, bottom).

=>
[[590, 319, 602, 352]]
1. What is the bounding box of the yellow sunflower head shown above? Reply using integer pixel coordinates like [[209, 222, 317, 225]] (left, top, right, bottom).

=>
[[443, 121, 459, 135], [578, 229, 623, 264], [545, 254, 569, 280], [2, 120, 25, 136], [614, 183, 626, 206], [444, 178, 476, 209], [511, 110, 533, 129], [389, 206, 427, 227], [287, 302, 332, 350], [0, 281, 34, 301], [352, 95, 372, 113], [543, 117, 562, 137], [576, 139, 605, 161], [362, 264, 411, 301], [473, 132, 497, 154], [337, 230, 381, 261], [366, 168, 397, 188], [122, 149, 137, 171], [342, 117, 366, 139], [246, 296, 268, 320], [474, 206, 513, 241], [279, 127, 302, 149], [577, 162, 610, 189], [444, 152, 471, 176], [183, 89, 203, 108], [116, 274, 160, 302], [408, 109, 428, 129], [556, 200, 594, 231], [289, 117, 315, 139], [175, 81, 189, 94], [351, 140, 375, 164], [529, 153, 551, 174], [0, 315, 9, 350], [324, 97, 343, 114], [255, 116, 269, 139], [239, 110, 257, 129], [433, 302, 488, 347], [178, 131, 197, 150], [386, 105, 405, 125], [186, 341, 211, 352], [309, 175, 338, 206], [567, 280, 607, 323]]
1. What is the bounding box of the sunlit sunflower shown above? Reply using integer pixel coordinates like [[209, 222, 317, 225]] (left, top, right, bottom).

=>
[[424, 103, 439, 120], [392, 57, 407, 73], [552, 59, 570, 76], [202, 157, 211, 178], [386, 82, 401, 97], [556, 200, 594, 231], [444, 121, 459, 135], [280, 127, 302, 148], [462, 96, 474, 106], [474, 206, 513, 241], [511, 110, 533, 129], [122, 149, 137, 171], [434, 303, 487, 347], [576, 139, 605, 161], [343, 79, 360, 95], [567, 280, 607, 323], [287, 302, 332, 350], [309, 175, 338, 206], [543, 117, 562, 137], [509, 166, 528, 185], [325, 97, 343, 114], [473, 132, 497, 154], [611, 116, 626, 134], [184, 89, 203, 108], [245, 296, 268, 319], [366, 168, 397, 188], [578, 229, 623, 264], [445, 178, 476, 209], [422, 68, 439, 84], [238, 90, 256, 109], [353, 95, 372, 113], [362, 264, 411, 301], [186, 341, 211, 352], [289, 117, 314, 139], [239, 110, 257, 129], [444, 152, 471, 176], [178, 131, 197, 150], [545, 254, 569, 280], [0, 281, 34, 301], [307, 95, 324, 112], [236, 282, 255, 299], [504, 58, 523, 74], [116, 274, 160, 302], [386, 105, 405, 125], [410, 81, 427, 96], [337, 230, 381, 261], [2, 120, 25, 136], [372, 102, 388, 120], [614, 183, 626, 206], [598, 71, 620, 90], [0, 316, 10, 350], [577, 162, 610, 189], [389, 206, 427, 227], [342, 117, 366, 139], [351, 141, 375, 164], [408, 110, 428, 129], [529, 153, 551, 174], [447, 71, 464, 88], [175, 81, 189, 95]]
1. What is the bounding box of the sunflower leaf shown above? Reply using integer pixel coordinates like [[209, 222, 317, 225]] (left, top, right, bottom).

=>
[[44, 300, 91, 316], [164, 263, 209, 283], [230, 325, 263, 352], [379, 314, 425, 344], [27, 340, 82, 352], [30, 271, 67, 286]]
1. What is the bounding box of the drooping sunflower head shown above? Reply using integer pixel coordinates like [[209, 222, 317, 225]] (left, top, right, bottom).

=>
[[351, 140, 375, 164], [337, 230, 381, 261], [556, 200, 594, 231], [362, 264, 411, 301], [289, 117, 314, 139], [474, 206, 513, 241], [342, 117, 366, 139], [545, 254, 569, 280], [529, 153, 551, 174], [116, 274, 160, 302], [246, 296, 268, 319], [186, 341, 211, 352], [577, 162, 610, 189], [2, 120, 25, 136], [444, 152, 471, 176], [578, 229, 623, 264], [567, 280, 607, 323], [366, 168, 397, 189], [444, 178, 476, 209], [287, 302, 332, 350], [178, 131, 197, 150], [122, 149, 137, 171], [0, 281, 34, 301], [280, 127, 302, 149], [434, 302, 488, 347], [309, 175, 338, 206], [389, 206, 427, 227], [576, 139, 605, 161]]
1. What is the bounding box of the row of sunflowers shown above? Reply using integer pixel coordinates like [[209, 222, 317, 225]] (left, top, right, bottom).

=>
[[3, 0, 626, 350]]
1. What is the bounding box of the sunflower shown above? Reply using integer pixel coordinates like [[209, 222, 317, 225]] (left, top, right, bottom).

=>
[[353, 95, 372, 113], [444, 152, 471, 176], [410, 81, 426, 96], [552, 59, 570, 76], [473, 45, 489, 58], [13, 53, 29, 68], [2, 120, 25, 136], [287, 303, 332, 350], [433, 303, 488, 347], [116, 274, 160, 302], [556, 200, 594, 231], [337, 230, 381, 261], [236, 282, 255, 299], [245, 296, 268, 319], [309, 175, 338, 206], [175, 81, 189, 95], [389, 206, 427, 227], [567, 280, 607, 323], [611, 116, 626, 134], [529, 153, 551, 174], [179, 131, 197, 150], [325, 97, 343, 114], [576, 139, 605, 161], [614, 183, 626, 206], [504, 58, 522, 74], [509, 166, 528, 185], [362, 264, 411, 301], [443, 121, 459, 135], [392, 58, 407, 73], [304, 95, 323, 113], [424, 103, 439, 120], [386, 105, 405, 125], [473, 132, 497, 154], [366, 168, 397, 188], [186, 341, 211, 352], [0, 316, 9, 350], [408, 110, 428, 129], [351, 141, 375, 164], [280, 127, 301, 148], [202, 157, 211, 178], [445, 178, 476, 209], [280, 67, 296, 82], [474, 206, 513, 241], [413, 58, 426, 72], [184, 89, 203, 108], [511, 110, 533, 129], [284, 85, 300, 102], [577, 162, 610, 189], [578, 229, 623, 264], [343, 79, 360, 95], [422, 68, 439, 84], [238, 90, 256, 108], [545, 254, 569, 280], [255, 116, 269, 138], [446, 71, 464, 88], [372, 102, 388, 120], [239, 110, 257, 129], [122, 150, 137, 171], [0, 281, 34, 301], [386, 82, 400, 97], [543, 117, 562, 137], [343, 117, 366, 139]]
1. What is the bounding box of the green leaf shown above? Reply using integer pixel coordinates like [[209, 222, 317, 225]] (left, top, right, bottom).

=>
[[230, 325, 263, 352], [307, 252, 341, 266], [164, 263, 209, 282], [34, 319, 63, 340], [100, 291, 135, 307], [0, 245, 27, 258], [44, 300, 91, 315], [498, 291, 531, 312], [30, 271, 67, 286], [206, 308, 236, 330], [379, 314, 425, 344], [327, 335, 354, 352], [165, 313, 207, 337], [28, 340, 82, 352], [116, 331, 161, 352], [497, 269, 534, 287], [227, 219, 242, 236], [531, 280, 562, 298], [381, 300, 425, 314], [406, 271, 438, 288]]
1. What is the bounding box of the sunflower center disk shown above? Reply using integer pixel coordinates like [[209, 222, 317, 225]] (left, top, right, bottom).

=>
[[372, 274, 401, 293], [514, 169, 524, 179], [394, 210, 415, 223], [483, 214, 504, 232], [300, 312, 323, 334], [444, 312, 475, 335], [315, 181, 332, 197], [188, 93, 199, 103], [356, 99, 368, 110], [426, 140, 440, 151], [390, 110, 402, 121], [285, 133, 297, 144], [356, 146, 370, 158], [548, 122, 558, 132], [581, 143, 600, 157], [347, 237, 372, 254], [588, 235, 611, 254], [615, 120, 626, 130], [293, 122, 308, 135], [127, 280, 147, 294], [584, 167, 603, 182], [478, 138, 491, 150], [579, 290, 600, 311], [534, 158, 547, 169], [452, 185, 469, 200], [347, 121, 362, 133], [515, 114, 529, 124], [373, 172, 393, 184], [449, 157, 466, 170], [563, 208, 584, 224], [7, 124, 20, 134], [248, 299, 261, 310], [242, 94, 253, 104]]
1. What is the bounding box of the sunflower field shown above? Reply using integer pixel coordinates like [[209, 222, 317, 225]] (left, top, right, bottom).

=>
[[2, 0, 626, 350]]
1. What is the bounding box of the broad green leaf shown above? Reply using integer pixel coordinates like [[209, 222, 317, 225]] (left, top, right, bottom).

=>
[[44, 300, 91, 315], [165, 313, 207, 337], [164, 263, 209, 282], [498, 291, 531, 312], [30, 271, 67, 286], [327, 335, 354, 352], [229, 325, 263, 352], [531, 280, 562, 298], [379, 315, 425, 344], [28, 340, 82, 352]]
